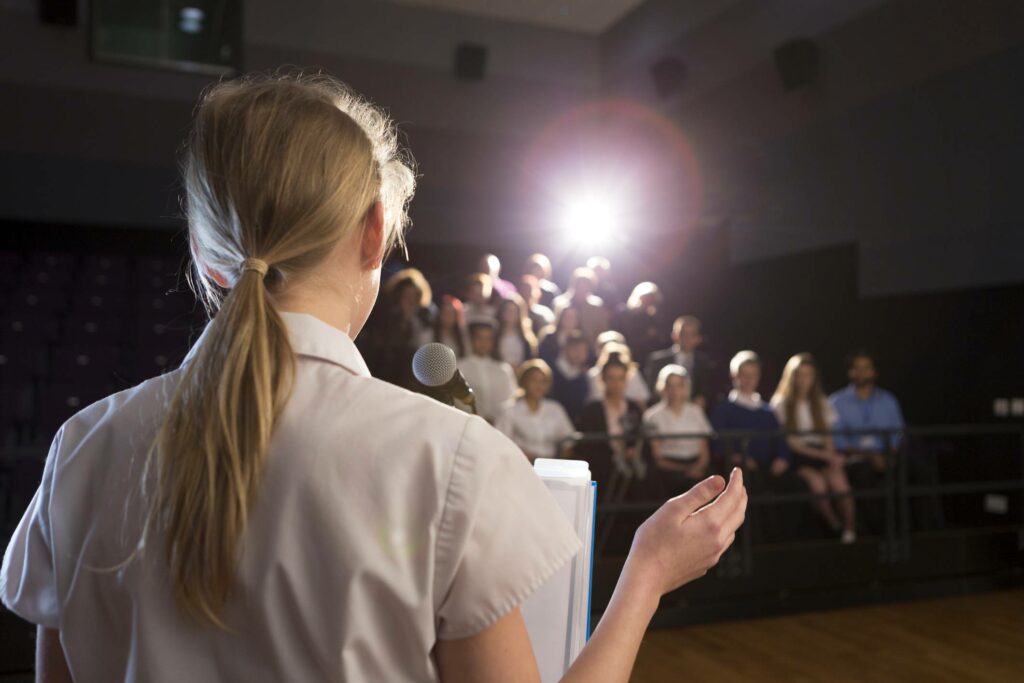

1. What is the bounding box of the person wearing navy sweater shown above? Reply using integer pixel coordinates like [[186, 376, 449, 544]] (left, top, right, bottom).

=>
[[711, 350, 803, 541], [550, 332, 592, 424]]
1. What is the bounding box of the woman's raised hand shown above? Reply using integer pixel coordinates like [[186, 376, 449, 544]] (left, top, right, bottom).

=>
[[624, 468, 747, 598]]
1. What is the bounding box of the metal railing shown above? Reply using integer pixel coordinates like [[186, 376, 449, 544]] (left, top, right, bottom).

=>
[[559, 424, 1024, 568]]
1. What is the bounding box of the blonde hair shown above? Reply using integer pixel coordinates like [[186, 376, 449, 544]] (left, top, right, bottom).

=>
[[772, 352, 827, 433], [526, 253, 552, 280], [153, 71, 415, 628], [384, 267, 433, 309], [655, 363, 690, 396], [516, 359, 553, 395], [729, 350, 761, 377], [626, 281, 662, 311]]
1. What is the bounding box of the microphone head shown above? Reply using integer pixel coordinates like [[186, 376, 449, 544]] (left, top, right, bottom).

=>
[[412, 343, 458, 388]]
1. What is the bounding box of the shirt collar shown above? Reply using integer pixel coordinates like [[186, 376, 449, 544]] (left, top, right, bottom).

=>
[[729, 389, 763, 409], [182, 310, 371, 378]]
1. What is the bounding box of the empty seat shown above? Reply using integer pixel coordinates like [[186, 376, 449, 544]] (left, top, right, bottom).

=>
[[63, 315, 127, 346], [35, 380, 116, 441], [49, 345, 125, 386], [0, 313, 62, 345], [6, 288, 68, 314]]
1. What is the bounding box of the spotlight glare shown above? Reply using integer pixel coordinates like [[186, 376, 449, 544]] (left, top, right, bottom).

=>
[[562, 195, 617, 248]]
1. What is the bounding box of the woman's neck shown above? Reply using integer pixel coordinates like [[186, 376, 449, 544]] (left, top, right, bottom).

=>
[[525, 396, 541, 411]]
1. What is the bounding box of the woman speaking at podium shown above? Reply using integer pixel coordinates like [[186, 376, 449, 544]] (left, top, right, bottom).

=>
[[1, 72, 746, 682]]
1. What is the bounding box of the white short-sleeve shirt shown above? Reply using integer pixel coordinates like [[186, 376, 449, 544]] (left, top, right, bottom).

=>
[[458, 355, 518, 423], [1, 311, 580, 682], [495, 398, 575, 459], [642, 402, 712, 461], [586, 366, 651, 405], [770, 395, 838, 446]]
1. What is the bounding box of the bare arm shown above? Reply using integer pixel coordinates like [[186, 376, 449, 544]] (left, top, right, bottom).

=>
[[36, 627, 72, 683], [435, 608, 542, 683], [437, 470, 747, 683]]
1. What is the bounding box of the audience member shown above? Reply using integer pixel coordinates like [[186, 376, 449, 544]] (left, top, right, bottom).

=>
[[550, 332, 591, 423], [478, 253, 518, 301], [587, 339, 651, 408], [494, 295, 538, 367], [364, 268, 434, 387], [613, 281, 670, 368], [771, 353, 857, 544], [552, 267, 610, 344], [524, 252, 562, 308], [831, 350, 906, 534], [643, 365, 712, 495], [830, 350, 905, 471], [645, 315, 717, 408], [711, 351, 802, 541], [459, 321, 517, 424], [463, 273, 496, 325], [537, 305, 583, 367], [420, 294, 467, 358], [496, 360, 576, 462], [587, 256, 622, 307], [576, 351, 646, 487], [517, 274, 555, 336]]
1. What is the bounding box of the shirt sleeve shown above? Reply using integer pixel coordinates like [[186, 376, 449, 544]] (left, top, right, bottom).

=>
[[694, 405, 712, 434], [550, 402, 575, 446], [434, 416, 582, 640], [1, 427, 63, 628], [830, 396, 851, 452]]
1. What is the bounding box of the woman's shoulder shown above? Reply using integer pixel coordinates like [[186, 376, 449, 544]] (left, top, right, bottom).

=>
[[642, 402, 666, 421]]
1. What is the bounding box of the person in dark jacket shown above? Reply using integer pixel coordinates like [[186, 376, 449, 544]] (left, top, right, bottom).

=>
[[645, 315, 718, 408], [575, 351, 645, 495], [550, 332, 592, 424]]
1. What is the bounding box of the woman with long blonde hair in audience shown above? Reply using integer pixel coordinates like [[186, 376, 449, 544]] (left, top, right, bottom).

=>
[[771, 352, 857, 544]]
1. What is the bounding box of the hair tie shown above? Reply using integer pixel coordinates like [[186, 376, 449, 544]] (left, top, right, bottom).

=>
[[241, 257, 269, 279]]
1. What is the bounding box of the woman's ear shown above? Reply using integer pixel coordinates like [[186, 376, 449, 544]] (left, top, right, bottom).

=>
[[361, 201, 386, 270]]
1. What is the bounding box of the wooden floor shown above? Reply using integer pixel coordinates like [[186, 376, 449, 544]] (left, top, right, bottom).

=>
[[631, 590, 1024, 682]]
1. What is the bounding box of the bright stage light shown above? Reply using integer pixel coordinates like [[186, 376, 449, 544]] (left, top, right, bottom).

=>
[[561, 194, 618, 248]]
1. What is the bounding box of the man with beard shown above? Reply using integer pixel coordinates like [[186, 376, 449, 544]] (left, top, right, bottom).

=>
[[830, 350, 905, 534]]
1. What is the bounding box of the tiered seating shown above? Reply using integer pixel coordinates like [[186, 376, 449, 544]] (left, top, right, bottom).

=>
[[0, 249, 204, 446]]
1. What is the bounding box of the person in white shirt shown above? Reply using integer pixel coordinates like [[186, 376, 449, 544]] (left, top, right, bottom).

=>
[[496, 360, 575, 462], [2, 72, 747, 683], [494, 295, 537, 368], [588, 338, 651, 408], [419, 294, 468, 358], [459, 321, 518, 424], [643, 365, 712, 494], [771, 352, 857, 544], [462, 273, 496, 325]]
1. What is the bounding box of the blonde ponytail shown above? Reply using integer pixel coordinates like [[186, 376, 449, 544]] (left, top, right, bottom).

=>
[[149, 70, 415, 627]]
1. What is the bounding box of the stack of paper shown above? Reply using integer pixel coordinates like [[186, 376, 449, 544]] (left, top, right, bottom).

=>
[[521, 459, 596, 683]]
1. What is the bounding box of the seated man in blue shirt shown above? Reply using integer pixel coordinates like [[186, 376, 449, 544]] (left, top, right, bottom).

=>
[[830, 350, 905, 474]]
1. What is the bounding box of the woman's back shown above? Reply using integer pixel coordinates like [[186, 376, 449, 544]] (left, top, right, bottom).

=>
[[3, 312, 579, 682]]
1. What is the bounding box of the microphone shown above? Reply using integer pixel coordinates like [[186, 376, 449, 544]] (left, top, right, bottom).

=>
[[411, 343, 477, 413]]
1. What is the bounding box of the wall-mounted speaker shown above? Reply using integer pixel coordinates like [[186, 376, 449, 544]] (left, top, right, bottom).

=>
[[454, 43, 488, 81], [39, 0, 77, 26], [773, 38, 820, 91]]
